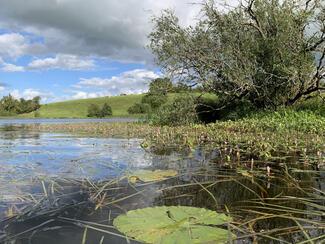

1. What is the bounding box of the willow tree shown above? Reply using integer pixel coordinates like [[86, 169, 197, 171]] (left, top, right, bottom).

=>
[[149, 0, 325, 109]]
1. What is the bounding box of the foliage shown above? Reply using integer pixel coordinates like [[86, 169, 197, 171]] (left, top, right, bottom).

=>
[[149, 94, 198, 126], [0, 94, 41, 115], [100, 103, 112, 117], [150, 0, 325, 109], [127, 102, 151, 114], [113, 206, 233, 244], [148, 78, 173, 95], [196, 97, 257, 122], [29, 104, 325, 159], [87, 104, 101, 118], [87, 103, 113, 118], [128, 169, 177, 183], [293, 96, 325, 117], [141, 93, 168, 110]]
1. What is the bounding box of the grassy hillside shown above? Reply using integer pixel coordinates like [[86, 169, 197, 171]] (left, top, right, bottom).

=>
[[29, 94, 145, 118]]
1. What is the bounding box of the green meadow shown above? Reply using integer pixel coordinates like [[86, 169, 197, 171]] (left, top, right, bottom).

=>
[[23, 94, 145, 118]]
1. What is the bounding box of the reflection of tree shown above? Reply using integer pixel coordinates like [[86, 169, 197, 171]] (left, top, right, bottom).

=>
[[0, 126, 41, 141]]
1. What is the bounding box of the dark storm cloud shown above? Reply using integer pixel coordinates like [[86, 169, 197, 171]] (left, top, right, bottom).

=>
[[0, 0, 201, 62]]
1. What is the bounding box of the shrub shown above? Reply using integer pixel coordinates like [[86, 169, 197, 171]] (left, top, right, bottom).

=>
[[149, 94, 198, 126], [87, 104, 101, 117], [100, 103, 112, 117], [128, 103, 151, 114], [141, 93, 168, 110]]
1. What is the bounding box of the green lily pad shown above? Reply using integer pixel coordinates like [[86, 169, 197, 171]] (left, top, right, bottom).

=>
[[113, 206, 234, 244], [128, 170, 177, 183]]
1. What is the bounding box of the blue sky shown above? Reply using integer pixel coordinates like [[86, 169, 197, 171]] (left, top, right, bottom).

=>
[[0, 0, 201, 103]]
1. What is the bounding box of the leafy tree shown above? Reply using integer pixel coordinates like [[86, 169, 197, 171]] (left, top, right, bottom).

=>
[[0, 94, 41, 115], [87, 104, 101, 117], [100, 103, 112, 117], [149, 0, 325, 109], [148, 78, 173, 95], [0, 94, 19, 112]]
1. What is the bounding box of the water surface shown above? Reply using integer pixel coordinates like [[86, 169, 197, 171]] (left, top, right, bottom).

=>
[[0, 119, 324, 244]]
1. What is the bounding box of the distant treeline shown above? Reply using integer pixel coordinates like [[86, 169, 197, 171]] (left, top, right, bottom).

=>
[[0, 94, 41, 116]]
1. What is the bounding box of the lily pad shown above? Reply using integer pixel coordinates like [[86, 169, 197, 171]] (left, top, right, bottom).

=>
[[128, 170, 177, 183], [113, 206, 234, 244]]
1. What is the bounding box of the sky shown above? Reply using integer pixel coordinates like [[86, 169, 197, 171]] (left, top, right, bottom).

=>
[[0, 0, 202, 103]]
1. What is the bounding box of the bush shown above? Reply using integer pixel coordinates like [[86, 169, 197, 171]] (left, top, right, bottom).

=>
[[100, 103, 112, 117], [141, 93, 168, 110], [87, 104, 101, 117], [149, 94, 198, 126], [87, 103, 113, 118], [128, 103, 151, 114]]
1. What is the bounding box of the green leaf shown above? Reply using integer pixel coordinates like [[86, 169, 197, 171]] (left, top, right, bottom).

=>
[[128, 170, 177, 183], [113, 206, 234, 244]]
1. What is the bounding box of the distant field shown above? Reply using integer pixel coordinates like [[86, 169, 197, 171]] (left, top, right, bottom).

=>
[[25, 94, 145, 118]]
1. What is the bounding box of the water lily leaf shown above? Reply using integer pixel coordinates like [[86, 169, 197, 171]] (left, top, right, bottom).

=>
[[113, 206, 234, 244], [128, 170, 177, 183]]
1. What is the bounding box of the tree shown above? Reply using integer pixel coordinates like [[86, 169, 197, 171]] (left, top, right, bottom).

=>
[[149, 0, 325, 109], [87, 104, 101, 117], [148, 78, 173, 95], [100, 103, 112, 117], [0, 94, 18, 112]]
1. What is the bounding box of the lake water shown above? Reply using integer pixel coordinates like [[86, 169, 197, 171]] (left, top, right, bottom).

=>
[[0, 119, 324, 243]]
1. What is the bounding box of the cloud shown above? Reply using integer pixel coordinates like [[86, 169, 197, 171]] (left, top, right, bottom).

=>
[[0, 32, 44, 58], [0, 57, 25, 72], [75, 69, 160, 96], [1, 63, 25, 72], [71, 91, 105, 100], [28, 54, 95, 70], [10, 88, 53, 102], [0, 0, 202, 63]]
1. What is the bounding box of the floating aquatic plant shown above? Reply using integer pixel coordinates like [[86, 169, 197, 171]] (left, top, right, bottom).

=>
[[128, 169, 177, 183], [113, 206, 234, 244]]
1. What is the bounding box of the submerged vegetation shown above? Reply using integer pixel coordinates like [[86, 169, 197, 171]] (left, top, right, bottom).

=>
[[1, 0, 325, 243], [0, 151, 323, 243]]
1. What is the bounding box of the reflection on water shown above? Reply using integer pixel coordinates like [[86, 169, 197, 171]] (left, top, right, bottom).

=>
[[0, 122, 324, 243]]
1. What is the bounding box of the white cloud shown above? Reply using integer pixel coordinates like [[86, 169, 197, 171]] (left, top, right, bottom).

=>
[[0, 33, 28, 58], [1, 63, 25, 72], [28, 54, 95, 70], [0, 33, 44, 58], [71, 91, 104, 100], [0, 86, 5, 92], [0, 57, 25, 72], [10, 89, 53, 102], [75, 69, 160, 96]]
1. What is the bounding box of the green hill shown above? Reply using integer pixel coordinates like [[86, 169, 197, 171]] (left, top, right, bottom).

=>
[[19, 92, 217, 119], [28, 94, 145, 118]]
